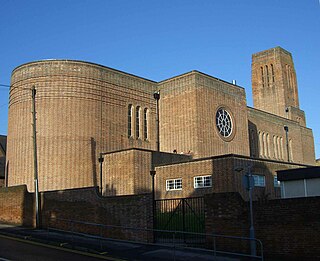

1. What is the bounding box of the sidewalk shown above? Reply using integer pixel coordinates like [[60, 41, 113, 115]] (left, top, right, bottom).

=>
[[0, 223, 241, 261]]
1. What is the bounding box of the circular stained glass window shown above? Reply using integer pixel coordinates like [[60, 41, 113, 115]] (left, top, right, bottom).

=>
[[216, 108, 233, 138]]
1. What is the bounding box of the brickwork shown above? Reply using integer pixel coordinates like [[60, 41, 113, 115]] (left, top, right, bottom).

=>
[[155, 154, 307, 200], [5, 47, 316, 194], [7, 61, 157, 192], [0, 135, 6, 182], [252, 47, 300, 119], [0, 185, 33, 226], [102, 148, 191, 196], [248, 107, 316, 165], [0, 185, 153, 242], [205, 192, 320, 260], [159, 71, 250, 159]]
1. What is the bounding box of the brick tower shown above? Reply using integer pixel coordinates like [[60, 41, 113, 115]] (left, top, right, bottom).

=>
[[252, 47, 305, 126]]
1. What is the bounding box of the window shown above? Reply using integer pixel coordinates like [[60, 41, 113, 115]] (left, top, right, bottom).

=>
[[136, 106, 140, 138], [271, 64, 275, 83], [128, 104, 133, 138], [166, 178, 182, 191], [274, 175, 280, 187], [194, 175, 212, 188], [253, 175, 265, 187], [144, 108, 148, 140], [265, 65, 269, 87], [261, 67, 264, 87], [216, 108, 233, 138]]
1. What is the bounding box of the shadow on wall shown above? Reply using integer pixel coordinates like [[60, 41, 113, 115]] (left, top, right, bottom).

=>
[[103, 183, 117, 196], [248, 121, 259, 158], [91, 137, 97, 187]]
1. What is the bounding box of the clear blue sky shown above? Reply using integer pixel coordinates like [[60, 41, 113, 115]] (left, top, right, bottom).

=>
[[0, 0, 319, 158]]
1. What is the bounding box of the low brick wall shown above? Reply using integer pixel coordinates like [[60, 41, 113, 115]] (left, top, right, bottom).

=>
[[205, 192, 320, 260], [42, 187, 153, 242], [0, 185, 153, 242], [0, 185, 34, 226]]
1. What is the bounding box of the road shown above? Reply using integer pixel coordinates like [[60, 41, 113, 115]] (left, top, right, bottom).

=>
[[0, 235, 120, 261]]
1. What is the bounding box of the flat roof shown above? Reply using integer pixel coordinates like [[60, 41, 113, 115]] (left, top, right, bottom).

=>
[[277, 166, 320, 181]]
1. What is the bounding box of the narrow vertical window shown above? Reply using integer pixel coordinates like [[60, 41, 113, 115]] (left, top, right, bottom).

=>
[[273, 135, 278, 159], [286, 65, 291, 89], [263, 132, 267, 157], [261, 67, 264, 88], [267, 133, 270, 158], [144, 108, 148, 140], [289, 139, 293, 162], [128, 104, 133, 138], [136, 106, 140, 139], [265, 65, 269, 87], [271, 64, 275, 83], [280, 137, 284, 160], [258, 131, 263, 157], [277, 136, 281, 160]]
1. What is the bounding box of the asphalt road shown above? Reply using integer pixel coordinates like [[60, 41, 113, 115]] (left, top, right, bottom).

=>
[[0, 235, 120, 261]]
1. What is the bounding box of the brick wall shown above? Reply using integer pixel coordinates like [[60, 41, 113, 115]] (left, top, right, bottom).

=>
[[155, 155, 306, 200], [205, 192, 320, 260], [0, 185, 153, 242], [42, 187, 153, 242], [248, 107, 316, 165], [7, 60, 157, 193], [158, 71, 250, 159], [0, 185, 34, 226]]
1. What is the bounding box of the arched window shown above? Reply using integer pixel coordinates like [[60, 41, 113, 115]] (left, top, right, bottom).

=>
[[144, 108, 148, 140], [280, 137, 284, 160], [277, 136, 281, 160], [286, 65, 291, 89], [261, 67, 264, 88], [263, 132, 267, 157], [128, 104, 133, 138], [258, 131, 263, 157], [266, 133, 270, 158], [265, 65, 269, 87], [273, 135, 278, 159], [136, 106, 140, 139], [271, 64, 275, 83], [289, 139, 293, 162]]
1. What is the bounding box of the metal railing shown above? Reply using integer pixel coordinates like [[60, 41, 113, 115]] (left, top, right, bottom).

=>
[[47, 217, 263, 260]]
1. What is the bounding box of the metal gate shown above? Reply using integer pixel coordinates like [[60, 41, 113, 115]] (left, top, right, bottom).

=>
[[154, 197, 205, 245]]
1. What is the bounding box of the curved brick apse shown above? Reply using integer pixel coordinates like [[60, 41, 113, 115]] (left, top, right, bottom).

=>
[[6, 60, 157, 192]]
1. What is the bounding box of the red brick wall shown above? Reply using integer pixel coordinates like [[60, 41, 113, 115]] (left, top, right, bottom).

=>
[[42, 187, 153, 241], [0, 185, 34, 226], [0, 185, 153, 242], [205, 192, 320, 260]]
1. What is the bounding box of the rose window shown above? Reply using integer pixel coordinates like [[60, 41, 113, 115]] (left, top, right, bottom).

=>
[[216, 108, 233, 138]]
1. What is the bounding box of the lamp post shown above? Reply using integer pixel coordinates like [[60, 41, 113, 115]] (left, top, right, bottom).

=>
[[235, 165, 256, 257], [153, 91, 160, 151], [31, 86, 41, 229], [98, 153, 104, 195], [284, 125, 290, 162], [150, 170, 156, 241]]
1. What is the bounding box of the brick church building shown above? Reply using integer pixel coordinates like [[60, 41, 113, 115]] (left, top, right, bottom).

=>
[[5, 46, 316, 199]]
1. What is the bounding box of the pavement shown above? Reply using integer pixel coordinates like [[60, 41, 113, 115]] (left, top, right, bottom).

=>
[[0, 223, 245, 261]]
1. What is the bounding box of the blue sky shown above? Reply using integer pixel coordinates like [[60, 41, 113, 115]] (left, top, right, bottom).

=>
[[0, 0, 319, 158]]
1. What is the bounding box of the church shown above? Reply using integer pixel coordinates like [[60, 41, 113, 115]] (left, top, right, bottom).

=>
[[5, 46, 316, 199]]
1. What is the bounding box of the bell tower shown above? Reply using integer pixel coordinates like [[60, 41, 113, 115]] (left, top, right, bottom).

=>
[[252, 47, 305, 126]]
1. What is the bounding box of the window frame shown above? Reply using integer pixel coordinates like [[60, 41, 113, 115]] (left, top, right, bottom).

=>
[[166, 178, 182, 191], [127, 104, 133, 138], [274, 175, 280, 187], [253, 174, 266, 187], [194, 175, 212, 189], [135, 106, 141, 139]]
